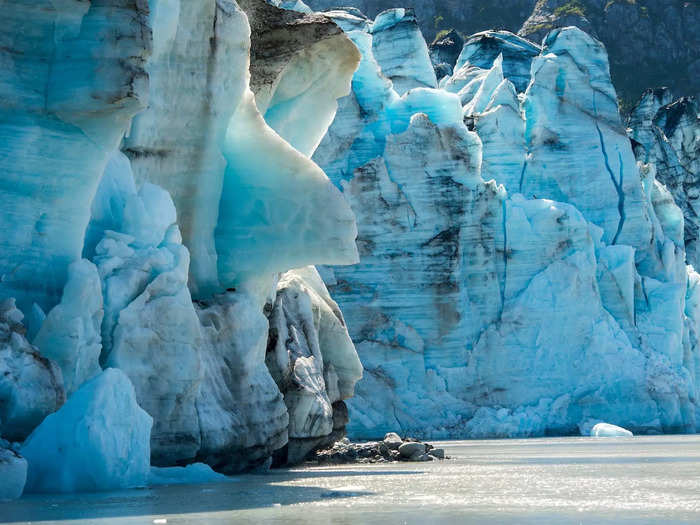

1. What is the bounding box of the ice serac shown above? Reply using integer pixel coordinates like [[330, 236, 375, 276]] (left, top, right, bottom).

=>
[[125, 0, 358, 296], [0, 300, 64, 442], [428, 29, 464, 80], [521, 28, 652, 252], [454, 30, 540, 93], [371, 9, 437, 95], [91, 159, 204, 467], [87, 150, 345, 470], [311, 20, 699, 438], [266, 267, 362, 463], [87, 0, 360, 472], [33, 260, 103, 397], [21, 369, 152, 494], [194, 290, 288, 472], [629, 91, 700, 268], [0, 0, 150, 321], [123, 0, 250, 297], [242, 0, 361, 156]]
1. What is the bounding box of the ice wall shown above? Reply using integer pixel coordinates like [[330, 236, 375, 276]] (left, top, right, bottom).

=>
[[0, 1, 150, 322], [310, 8, 700, 438], [0, 0, 362, 496]]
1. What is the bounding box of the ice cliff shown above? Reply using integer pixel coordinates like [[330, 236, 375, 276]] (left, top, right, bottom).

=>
[[1, 0, 699, 500], [306, 8, 700, 439], [0, 0, 362, 496]]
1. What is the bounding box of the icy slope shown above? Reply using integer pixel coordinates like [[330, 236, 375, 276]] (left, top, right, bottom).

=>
[[309, 9, 699, 438], [0, 0, 362, 495]]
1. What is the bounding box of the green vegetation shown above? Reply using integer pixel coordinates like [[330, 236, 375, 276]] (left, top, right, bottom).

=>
[[605, 0, 637, 9], [524, 22, 553, 35], [553, 0, 586, 17], [434, 14, 445, 31], [434, 28, 451, 41]]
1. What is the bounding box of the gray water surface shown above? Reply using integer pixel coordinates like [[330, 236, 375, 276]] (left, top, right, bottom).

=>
[[2, 435, 699, 524]]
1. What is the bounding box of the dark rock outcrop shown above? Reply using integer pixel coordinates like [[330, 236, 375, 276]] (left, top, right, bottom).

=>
[[305, 0, 537, 41], [305, 0, 699, 112], [519, 0, 699, 111], [429, 29, 464, 79], [309, 433, 446, 464]]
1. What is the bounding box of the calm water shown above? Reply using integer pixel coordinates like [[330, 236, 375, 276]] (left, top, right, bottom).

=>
[[2, 435, 699, 524]]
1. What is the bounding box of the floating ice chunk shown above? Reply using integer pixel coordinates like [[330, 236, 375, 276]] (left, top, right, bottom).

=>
[[149, 463, 231, 486], [22, 369, 152, 493], [590, 423, 634, 438], [0, 446, 27, 501]]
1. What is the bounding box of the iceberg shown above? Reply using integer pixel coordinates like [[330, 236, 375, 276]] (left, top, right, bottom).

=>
[[21, 369, 152, 493], [590, 423, 634, 438], [149, 463, 232, 486], [0, 444, 27, 501]]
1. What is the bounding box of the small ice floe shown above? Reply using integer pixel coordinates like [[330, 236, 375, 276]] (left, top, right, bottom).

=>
[[590, 423, 633, 438], [149, 463, 231, 487]]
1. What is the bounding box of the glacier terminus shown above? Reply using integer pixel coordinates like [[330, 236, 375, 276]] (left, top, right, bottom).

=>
[[0, 0, 699, 510]]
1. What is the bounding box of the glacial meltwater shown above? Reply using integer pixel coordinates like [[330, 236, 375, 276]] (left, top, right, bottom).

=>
[[2, 435, 699, 524]]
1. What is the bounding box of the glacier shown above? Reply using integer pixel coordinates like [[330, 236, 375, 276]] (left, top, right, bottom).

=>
[[0, 0, 699, 501], [0, 0, 362, 498], [308, 8, 700, 439]]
